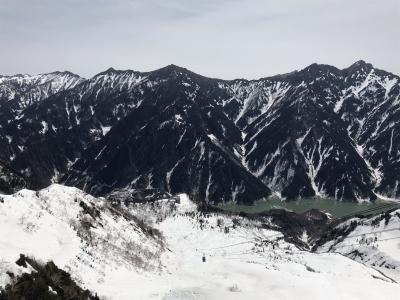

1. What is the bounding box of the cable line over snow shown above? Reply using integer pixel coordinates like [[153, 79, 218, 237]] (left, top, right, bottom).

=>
[[329, 235, 400, 250], [197, 232, 282, 251], [344, 227, 400, 239], [197, 240, 255, 251], [334, 202, 400, 220]]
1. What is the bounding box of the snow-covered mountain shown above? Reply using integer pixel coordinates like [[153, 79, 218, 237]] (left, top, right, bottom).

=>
[[0, 61, 399, 203], [0, 71, 83, 118], [1, 185, 399, 299], [315, 206, 400, 282], [0, 184, 164, 298]]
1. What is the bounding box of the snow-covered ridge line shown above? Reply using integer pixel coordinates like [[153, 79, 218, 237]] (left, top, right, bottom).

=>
[[4, 59, 398, 86], [0, 71, 84, 87], [0, 71, 85, 107]]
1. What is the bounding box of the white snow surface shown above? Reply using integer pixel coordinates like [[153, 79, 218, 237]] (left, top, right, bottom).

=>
[[1, 185, 400, 299], [101, 125, 112, 136], [317, 209, 400, 282], [0, 185, 164, 297]]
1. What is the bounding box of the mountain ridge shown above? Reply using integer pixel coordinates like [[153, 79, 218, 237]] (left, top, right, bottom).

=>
[[6, 60, 397, 84], [1, 61, 399, 203]]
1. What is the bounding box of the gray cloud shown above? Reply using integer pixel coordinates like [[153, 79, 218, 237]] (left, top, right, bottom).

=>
[[0, 0, 399, 79]]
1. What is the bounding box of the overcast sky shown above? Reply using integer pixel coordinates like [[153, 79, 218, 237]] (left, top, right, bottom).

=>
[[1, 0, 399, 79]]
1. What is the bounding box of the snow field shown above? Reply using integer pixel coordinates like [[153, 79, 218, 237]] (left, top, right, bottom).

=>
[[1, 186, 400, 299]]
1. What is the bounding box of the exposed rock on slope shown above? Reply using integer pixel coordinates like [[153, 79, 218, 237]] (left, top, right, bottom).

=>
[[1, 62, 400, 202], [0, 184, 165, 297], [0, 255, 99, 300], [0, 161, 28, 194]]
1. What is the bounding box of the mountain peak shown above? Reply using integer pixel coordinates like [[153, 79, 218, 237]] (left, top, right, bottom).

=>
[[147, 64, 200, 82], [298, 63, 341, 77], [351, 60, 370, 66], [344, 60, 374, 73], [93, 67, 142, 78], [155, 64, 190, 74], [50, 70, 81, 77], [94, 67, 118, 76]]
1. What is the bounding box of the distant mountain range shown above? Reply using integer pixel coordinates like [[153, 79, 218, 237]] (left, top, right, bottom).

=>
[[0, 61, 399, 203]]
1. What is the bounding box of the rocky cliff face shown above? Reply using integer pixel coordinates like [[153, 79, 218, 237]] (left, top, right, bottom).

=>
[[0, 61, 399, 203], [0, 161, 28, 194]]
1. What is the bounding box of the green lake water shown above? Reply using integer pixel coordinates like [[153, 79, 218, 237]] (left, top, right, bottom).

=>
[[218, 197, 399, 218]]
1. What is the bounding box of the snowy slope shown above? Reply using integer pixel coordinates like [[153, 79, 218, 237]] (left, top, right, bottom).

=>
[[316, 209, 400, 282], [0, 184, 164, 298], [0, 72, 84, 107], [1, 185, 400, 299]]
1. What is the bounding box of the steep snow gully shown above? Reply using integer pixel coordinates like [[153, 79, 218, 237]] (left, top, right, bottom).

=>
[[1, 61, 400, 203]]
